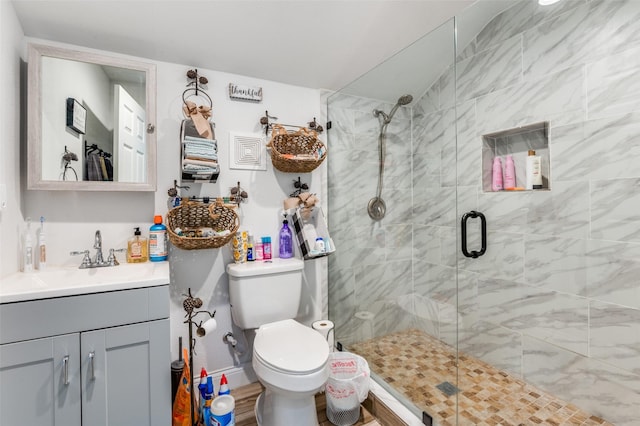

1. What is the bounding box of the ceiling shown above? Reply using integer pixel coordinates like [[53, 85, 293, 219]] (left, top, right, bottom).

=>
[[11, 0, 512, 101]]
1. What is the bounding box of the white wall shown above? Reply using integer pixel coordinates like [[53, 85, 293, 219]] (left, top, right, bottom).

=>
[[6, 26, 328, 383], [0, 0, 25, 278]]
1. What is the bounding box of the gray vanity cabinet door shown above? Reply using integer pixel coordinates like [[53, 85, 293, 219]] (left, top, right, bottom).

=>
[[0, 333, 82, 426], [81, 319, 171, 426]]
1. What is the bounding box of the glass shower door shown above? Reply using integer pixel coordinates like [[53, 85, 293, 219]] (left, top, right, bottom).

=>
[[326, 18, 460, 424]]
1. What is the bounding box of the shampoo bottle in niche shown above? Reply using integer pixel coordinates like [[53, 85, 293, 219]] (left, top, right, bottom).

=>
[[149, 215, 168, 261], [492, 157, 503, 191], [504, 155, 516, 190], [279, 215, 293, 259], [525, 150, 543, 190], [127, 227, 148, 263]]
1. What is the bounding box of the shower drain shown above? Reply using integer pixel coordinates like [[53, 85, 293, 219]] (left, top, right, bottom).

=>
[[436, 381, 460, 396]]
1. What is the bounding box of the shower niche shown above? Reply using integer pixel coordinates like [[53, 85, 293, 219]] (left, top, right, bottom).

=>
[[482, 121, 550, 192]]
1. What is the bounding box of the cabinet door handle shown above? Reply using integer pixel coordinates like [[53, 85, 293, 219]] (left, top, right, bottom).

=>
[[62, 355, 70, 385], [88, 351, 96, 381], [461, 210, 487, 258]]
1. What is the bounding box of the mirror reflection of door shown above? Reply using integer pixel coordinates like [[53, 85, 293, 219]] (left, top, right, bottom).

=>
[[114, 84, 146, 183]]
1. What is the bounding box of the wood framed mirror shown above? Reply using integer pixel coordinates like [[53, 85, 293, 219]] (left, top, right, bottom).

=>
[[27, 43, 157, 191]]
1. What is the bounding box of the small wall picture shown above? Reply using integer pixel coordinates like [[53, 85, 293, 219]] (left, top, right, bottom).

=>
[[66, 97, 86, 134]]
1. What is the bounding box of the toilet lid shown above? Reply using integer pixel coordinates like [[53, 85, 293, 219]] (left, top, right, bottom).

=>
[[254, 319, 329, 374]]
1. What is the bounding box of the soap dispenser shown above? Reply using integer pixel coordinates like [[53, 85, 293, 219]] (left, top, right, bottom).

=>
[[127, 227, 148, 263], [279, 215, 294, 259]]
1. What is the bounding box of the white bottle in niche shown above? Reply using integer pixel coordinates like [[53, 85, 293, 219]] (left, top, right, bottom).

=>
[[525, 150, 542, 190]]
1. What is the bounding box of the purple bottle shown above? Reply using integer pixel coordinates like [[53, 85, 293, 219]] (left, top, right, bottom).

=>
[[279, 218, 294, 259]]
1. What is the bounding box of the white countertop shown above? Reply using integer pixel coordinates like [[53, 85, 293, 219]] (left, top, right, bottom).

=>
[[0, 261, 170, 303]]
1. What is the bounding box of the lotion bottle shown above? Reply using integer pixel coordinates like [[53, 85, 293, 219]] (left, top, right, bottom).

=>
[[278, 216, 293, 259], [504, 155, 516, 189], [492, 157, 503, 191]]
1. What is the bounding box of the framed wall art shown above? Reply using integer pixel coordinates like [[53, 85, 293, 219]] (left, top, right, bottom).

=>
[[66, 97, 86, 134]]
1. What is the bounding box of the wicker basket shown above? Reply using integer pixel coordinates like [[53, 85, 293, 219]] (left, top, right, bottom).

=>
[[267, 124, 327, 173], [166, 199, 239, 250]]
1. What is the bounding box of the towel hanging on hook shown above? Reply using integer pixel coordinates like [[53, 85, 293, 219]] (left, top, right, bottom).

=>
[[182, 90, 213, 139]]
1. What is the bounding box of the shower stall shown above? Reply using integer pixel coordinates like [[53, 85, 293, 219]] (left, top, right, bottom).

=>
[[327, 1, 640, 425]]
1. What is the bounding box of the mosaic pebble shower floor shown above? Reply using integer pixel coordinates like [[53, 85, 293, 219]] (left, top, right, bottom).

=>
[[349, 329, 612, 426]]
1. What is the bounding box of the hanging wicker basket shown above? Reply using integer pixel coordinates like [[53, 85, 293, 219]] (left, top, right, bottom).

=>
[[166, 199, 239, 250], [267, 124, 327, 173]]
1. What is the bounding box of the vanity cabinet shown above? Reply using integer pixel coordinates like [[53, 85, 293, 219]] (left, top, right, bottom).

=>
[[0, 285, 170, 426]]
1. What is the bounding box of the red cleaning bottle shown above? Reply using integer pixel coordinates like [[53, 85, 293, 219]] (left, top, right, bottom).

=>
[[218, 374, 230, 396]]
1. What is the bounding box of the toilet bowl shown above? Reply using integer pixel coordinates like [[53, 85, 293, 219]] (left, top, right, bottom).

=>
[[252, 319, 330, 426]]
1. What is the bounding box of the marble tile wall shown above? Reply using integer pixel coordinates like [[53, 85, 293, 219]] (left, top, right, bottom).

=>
[[328, 0, 640, 424]]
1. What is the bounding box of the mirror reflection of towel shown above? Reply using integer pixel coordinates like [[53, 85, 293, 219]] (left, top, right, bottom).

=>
[[86, 152, 103, 181]]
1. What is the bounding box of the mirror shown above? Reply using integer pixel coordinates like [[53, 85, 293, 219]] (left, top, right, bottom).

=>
[[27, 43, 157, 191]]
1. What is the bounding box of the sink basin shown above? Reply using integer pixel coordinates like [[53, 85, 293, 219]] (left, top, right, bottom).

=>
[[0, 262, 170, 303]]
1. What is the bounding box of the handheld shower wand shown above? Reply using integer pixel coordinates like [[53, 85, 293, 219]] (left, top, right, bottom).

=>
[[368, 94, 413, 221]]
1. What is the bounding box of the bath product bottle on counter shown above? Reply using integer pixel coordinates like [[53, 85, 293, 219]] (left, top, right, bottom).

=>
[[255, 239, 264, 261], [279, 217, 293, 259], [23, 217, 34, 273], [504, 155, 516, 190], [262, 236, 272, 260], [37, 216, 46, 270], [246, 235, 255, 261], [492, 157, 503, 191], [525, 150, 542, 190], [149, 215, 168, 261], [127, 227, 148, 263]]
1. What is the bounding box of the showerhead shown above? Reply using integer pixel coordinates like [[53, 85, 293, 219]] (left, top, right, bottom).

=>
[[396, 94, 413, 106], [385, 94, 413, 124]]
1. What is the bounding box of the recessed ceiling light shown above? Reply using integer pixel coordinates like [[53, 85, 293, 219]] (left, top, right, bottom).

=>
[[539, 0, 561, 5]]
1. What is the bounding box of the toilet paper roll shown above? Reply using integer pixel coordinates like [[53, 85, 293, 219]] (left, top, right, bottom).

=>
[[196, 318, 217, 337], [354, 311, 375, 342], [312, 320, 335, 352]]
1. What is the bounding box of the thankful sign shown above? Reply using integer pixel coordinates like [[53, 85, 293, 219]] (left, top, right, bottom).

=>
[[229, 83, 263, 102]]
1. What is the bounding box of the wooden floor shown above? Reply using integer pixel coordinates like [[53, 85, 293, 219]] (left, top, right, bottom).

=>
[[234, 382, 382, 426]]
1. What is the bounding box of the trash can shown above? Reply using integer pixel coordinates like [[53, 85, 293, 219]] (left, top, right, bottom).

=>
[[325, 352, 370, 426]]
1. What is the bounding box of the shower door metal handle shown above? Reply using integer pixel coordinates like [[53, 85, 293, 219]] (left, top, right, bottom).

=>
[[461, 211, 486, 258]]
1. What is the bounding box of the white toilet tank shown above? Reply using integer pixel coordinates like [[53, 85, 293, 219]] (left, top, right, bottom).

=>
[[227, 258, 305, 329]]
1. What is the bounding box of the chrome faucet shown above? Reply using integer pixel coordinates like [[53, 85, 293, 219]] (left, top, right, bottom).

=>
[[70, 230, 125, 268], [93, 230, 104, 265]]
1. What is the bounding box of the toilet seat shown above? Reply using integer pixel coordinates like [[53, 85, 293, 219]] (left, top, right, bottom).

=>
[[254, 319, 329, 375]]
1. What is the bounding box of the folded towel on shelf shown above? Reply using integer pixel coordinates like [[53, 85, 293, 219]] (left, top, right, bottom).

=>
[[184, 135, 217, 145], [184, 154, 218, 162], [183, 158, 218, 169]]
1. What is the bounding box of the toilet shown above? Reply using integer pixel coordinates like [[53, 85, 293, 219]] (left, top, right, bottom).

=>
[[227, 258, 330, 426]]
